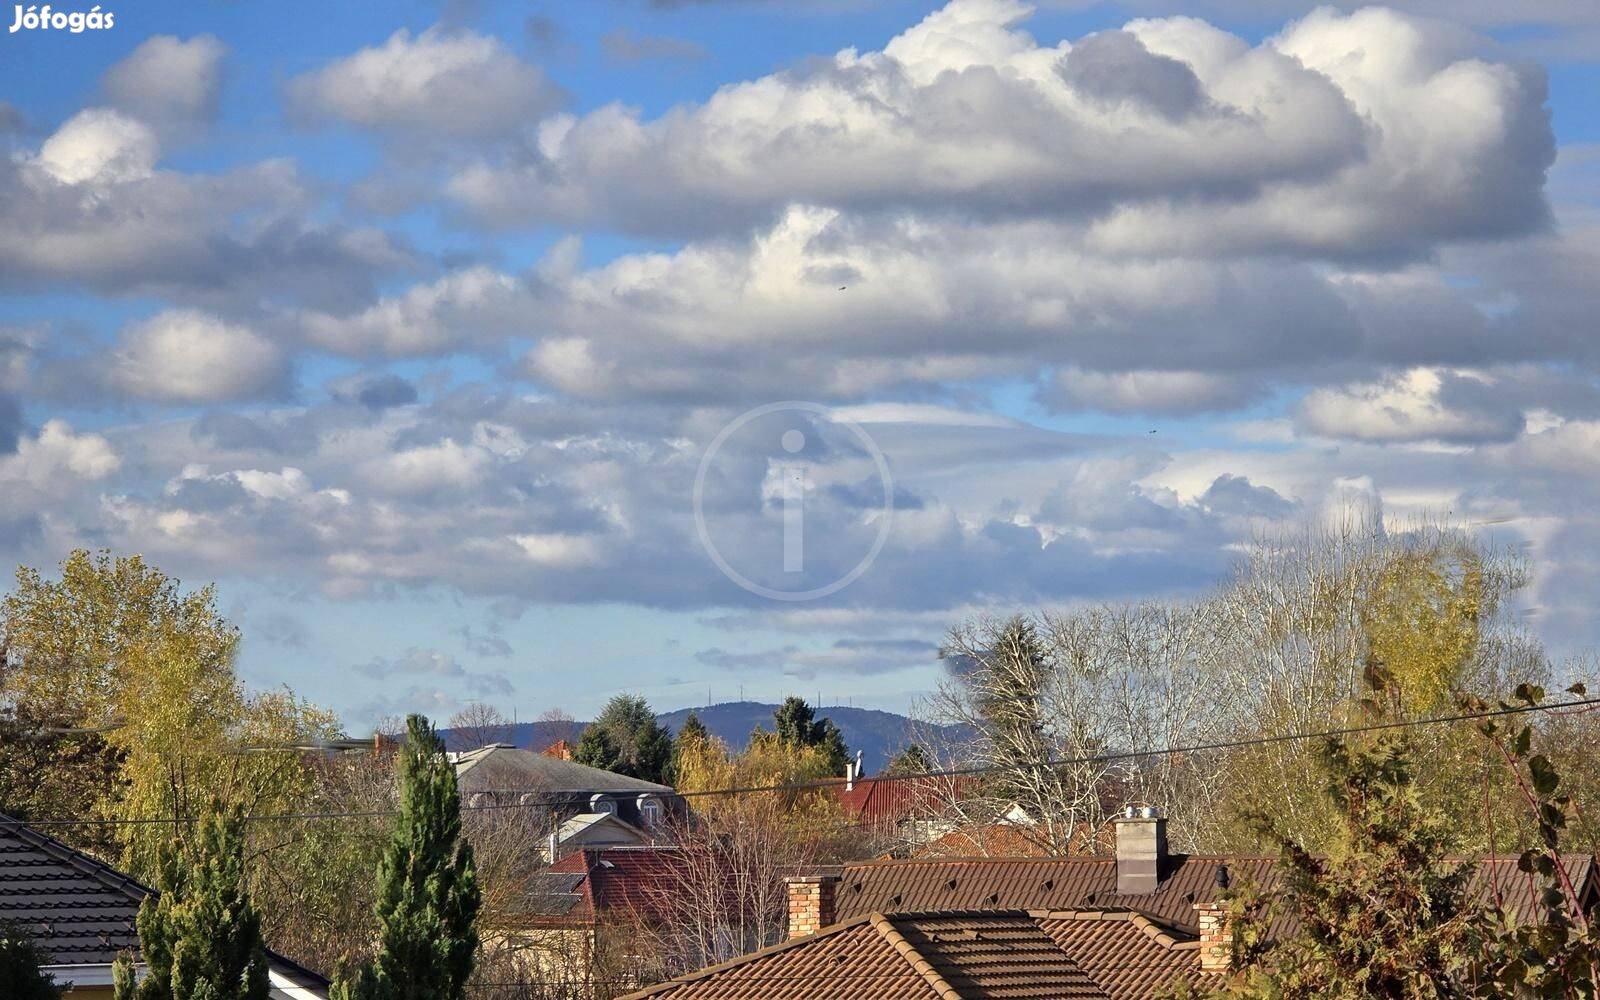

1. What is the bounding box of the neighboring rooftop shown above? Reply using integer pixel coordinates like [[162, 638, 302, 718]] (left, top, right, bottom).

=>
[[623, 908, 1213, 999], [834, 853, 1597, 936], [519, 845, 694, 926], [831, 774, 977, 829], [451, 743, 673, 794], [0, 812, 328, 997]]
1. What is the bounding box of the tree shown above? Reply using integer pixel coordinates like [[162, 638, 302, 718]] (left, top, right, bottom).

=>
[[934, 614, 1102, 854], [447, 702, 514, 750], [649, 729, 851, 977], [533, 707, 583, 749], [574, 695, 672, 783], [332, 715, 480, 1000], [884, 744, 932, 777], [1208, 727, 1484, 998], [112, 800, 270, 1000], [927, 506, 1546, 856], [670, 713, 711, 783], [0, 550, 337, 873], [0, 921, 60, 1000], [1461, 683, 1600, 995], [771, 697, 850, 776]]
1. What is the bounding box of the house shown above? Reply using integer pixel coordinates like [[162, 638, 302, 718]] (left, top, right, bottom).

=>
[[546, 812, 650, 861], [451, 743, 679, 832], [0, 812, 329, 1000], [651, 808, 1599, 998], [495, 845, 697, 995], [830, 761, 978, 845], [621, 907, 1220, 999], [820, 809, 1597, 939]]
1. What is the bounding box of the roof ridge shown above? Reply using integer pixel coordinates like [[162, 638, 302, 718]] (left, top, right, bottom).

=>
[[870, 913, 963, 1000], [0, 810, 153, 907], [619, 913, 880, 997]]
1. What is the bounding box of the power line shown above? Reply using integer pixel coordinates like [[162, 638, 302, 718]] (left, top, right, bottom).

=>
[[6, 694, 1594, 831]]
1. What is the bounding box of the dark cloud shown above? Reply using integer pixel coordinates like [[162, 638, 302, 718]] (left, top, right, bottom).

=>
[[1198, 474, 1296, 520], [331, 373, 420, 410], [1058, 30, 1207, 121], [600, 28, 708, 63]]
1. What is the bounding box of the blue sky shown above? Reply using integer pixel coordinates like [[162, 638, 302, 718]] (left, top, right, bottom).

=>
[[3, 0, 1600, 729]]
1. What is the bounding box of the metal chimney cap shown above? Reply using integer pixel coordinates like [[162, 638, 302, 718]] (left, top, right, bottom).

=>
[[1120, 805, 1163, 820]]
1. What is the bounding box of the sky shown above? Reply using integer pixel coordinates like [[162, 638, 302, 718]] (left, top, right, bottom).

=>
[[2, 0, 1599, 730]]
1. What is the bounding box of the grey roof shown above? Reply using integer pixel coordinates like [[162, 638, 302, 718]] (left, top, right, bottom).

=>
[[0, 814, 144, 966], [452, 744, 673, 794], [0, 812, 327, 994], [524, 872, 587, 916]]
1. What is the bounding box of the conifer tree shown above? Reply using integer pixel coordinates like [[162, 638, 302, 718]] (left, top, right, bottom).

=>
[[670, 712, 711, 783], [0, 921, 60, 1000], [574, 695, 672, 783], [884, 743, 932, 777], [112, 800, 269, 1000], [332, 714, 480, 1000], [772, 697, 850, 776]]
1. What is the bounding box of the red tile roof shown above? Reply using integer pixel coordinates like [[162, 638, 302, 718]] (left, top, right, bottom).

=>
[[524, 845, 696, 926], [622, 909, 1212, 999], [832, 776, 977, 828]]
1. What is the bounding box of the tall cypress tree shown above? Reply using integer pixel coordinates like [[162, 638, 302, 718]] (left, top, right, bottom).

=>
[[112, 801, 269, 1000], [334, 714, 480, 1000]]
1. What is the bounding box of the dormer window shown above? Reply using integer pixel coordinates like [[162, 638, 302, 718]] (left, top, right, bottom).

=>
[[638, 794, 663, 827]]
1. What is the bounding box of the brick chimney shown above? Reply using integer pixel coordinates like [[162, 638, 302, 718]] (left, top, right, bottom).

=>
[[785, 874, 840, 939], [1113, 806, 1168, 895], [1195, 901, 1232, 973]]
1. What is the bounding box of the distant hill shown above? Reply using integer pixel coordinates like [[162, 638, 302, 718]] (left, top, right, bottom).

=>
[[440, 701, 955, 774], [657, 702, 957, 773]]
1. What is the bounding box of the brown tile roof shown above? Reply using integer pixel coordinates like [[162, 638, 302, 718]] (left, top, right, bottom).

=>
[[622, 909, 1209, 1000], [836, 854, 1597, 937], [1037, 912, 1210, 1000], [836, 856, 1274, 934]]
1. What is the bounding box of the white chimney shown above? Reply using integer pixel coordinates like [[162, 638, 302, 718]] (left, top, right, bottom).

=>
[[1114, 805, 1168, 895], [547, 831, 559, 862]]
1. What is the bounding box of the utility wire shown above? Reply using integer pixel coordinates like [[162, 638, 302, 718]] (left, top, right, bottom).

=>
[[5, 694, 1594, 831]]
